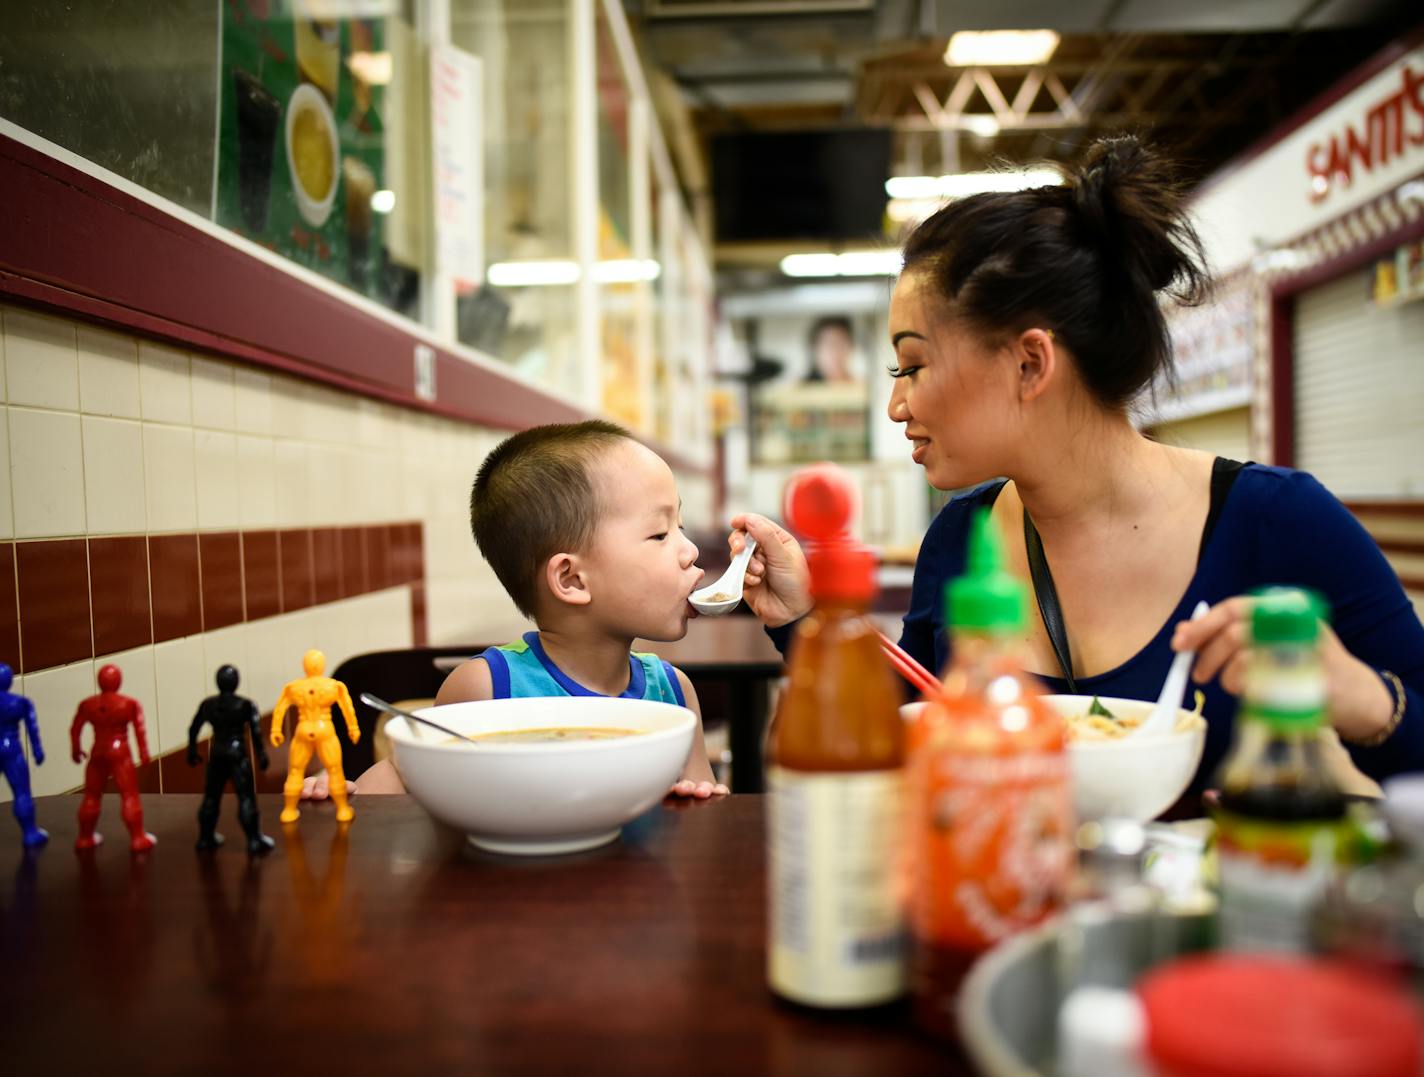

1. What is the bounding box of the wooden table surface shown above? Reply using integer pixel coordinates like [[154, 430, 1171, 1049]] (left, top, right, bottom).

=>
[[1, 794, 966, 1075]]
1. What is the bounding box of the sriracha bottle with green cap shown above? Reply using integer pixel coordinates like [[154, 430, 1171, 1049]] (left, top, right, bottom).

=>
[[765, 463, 907, 1009], [1213, 587, 1347, 954], [908, 507, 1074, 1038]]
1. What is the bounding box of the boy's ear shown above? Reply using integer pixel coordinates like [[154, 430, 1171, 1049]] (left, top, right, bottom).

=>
[[545, 553, 592, 608]]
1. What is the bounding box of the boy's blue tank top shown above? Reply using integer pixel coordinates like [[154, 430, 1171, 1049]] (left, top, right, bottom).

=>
[[480, 631, 686, 707]]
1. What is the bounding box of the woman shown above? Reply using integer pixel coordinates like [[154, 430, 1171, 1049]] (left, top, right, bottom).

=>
[[733, 136, 1424, 790]]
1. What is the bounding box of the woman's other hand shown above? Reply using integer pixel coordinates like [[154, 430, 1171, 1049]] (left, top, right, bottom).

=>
[[728, 513, 813, 628], [1173, 597, 1394, 743]]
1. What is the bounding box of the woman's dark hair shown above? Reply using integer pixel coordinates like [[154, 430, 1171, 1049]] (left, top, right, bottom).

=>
[[900, 135, 1209, 408]]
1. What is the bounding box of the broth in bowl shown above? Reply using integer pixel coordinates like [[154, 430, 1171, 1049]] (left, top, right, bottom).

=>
[[449, 727, 643, 745]]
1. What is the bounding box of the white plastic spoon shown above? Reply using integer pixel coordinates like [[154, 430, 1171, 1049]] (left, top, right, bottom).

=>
[[690, 537, 758, 616], [1132, 600, 1211, 738]]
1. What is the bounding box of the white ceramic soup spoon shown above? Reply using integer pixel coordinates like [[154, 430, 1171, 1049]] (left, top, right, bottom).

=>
[[690, 537, 758, 616], [1132, 600, 1211, 738]]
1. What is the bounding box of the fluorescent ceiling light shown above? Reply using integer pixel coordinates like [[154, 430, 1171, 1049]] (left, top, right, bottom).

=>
[[886, 198, 941, 224], [780, 250, 903, 278], [486, 259, 661, 287], [592, 259, 661, 284], [962, 114, 1000, 138], [945, 30, 1060, 67], [885, 168, 1062, 201]]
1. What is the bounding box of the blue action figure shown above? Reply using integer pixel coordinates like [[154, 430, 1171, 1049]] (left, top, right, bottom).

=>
[[0, 662, 48, 847]]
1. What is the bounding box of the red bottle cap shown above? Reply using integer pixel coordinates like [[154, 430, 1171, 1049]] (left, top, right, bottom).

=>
[[1140, 955, 1422, 1077], [783, 464, 876, 602]]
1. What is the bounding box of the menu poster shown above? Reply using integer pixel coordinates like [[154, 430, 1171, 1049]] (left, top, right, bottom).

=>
[[430, 43, 483, 286], [215, 0, 386, 297]]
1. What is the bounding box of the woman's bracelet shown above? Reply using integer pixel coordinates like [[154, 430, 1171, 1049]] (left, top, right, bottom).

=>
[[1347, 670, 1406, 748]]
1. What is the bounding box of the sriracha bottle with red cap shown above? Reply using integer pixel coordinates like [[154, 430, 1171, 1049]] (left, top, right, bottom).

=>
[[765, 464, 907, 1009]]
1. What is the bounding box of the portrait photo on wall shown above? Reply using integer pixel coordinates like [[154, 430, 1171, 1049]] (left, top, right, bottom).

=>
[[740, 312, 875, 465]]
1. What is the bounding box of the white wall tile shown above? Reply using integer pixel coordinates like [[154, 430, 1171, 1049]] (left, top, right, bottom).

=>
[[0, 410, 12, 540], [190, 356, 236, 431], [200, 623, 251, 702], [270, 375, 306, 434], [243, 615, 288, 715], [152, 635, 206, 755], [3, 308, 79, 411], [142, 423, 198, 532], [81, 416, 147, 535], [10, 407, 85, 538], [236, 435, 277, 529], [306, 443, 349, 525], [234, 367, 273, 435], [25, 659, 95, 796], [273, 439, 309, 526], [77, 325, 142, 418], [138, 341, 191, 424], [194, 429, 239, 530], [93, 645, 159, 765]]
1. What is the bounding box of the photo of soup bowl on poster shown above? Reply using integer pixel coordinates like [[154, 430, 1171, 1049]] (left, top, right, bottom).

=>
[[285, 82, 340, 228], [386, 696, 696, 856]]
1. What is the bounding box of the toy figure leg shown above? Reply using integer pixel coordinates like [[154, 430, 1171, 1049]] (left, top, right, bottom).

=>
[[2, 746, 47, 847], [232, 755, 273, 855], [112, 755, 155, 852], [75, 755, 109, 850], [281, 733, 316, 824], [314, 729, 353, 823], [196, 753, 230, 851]]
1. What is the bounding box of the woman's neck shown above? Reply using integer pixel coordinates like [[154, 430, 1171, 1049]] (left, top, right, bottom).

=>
[[1009, 408, 1180, 536], [535, 622, 635, 697]]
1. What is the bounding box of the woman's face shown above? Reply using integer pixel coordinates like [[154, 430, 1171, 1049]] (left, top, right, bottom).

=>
[[885, 271, 1023, 490]]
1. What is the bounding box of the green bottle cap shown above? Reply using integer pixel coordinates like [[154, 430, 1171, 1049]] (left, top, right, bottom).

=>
[[945, 508, 1028, 635], [1250, 587, 1328, 645]]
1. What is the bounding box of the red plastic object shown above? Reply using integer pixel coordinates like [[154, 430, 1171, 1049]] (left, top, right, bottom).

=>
[[70, 663, 156, 852], [1139, 954, 1422, 1077], [783, 464, 876, 602]]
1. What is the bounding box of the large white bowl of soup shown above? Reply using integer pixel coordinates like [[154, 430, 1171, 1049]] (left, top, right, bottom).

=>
[[1047, 694, 1207, 823], [385, 696, 696, 855], [900, 695, 1207, 824], [285, 82, 339, 227]]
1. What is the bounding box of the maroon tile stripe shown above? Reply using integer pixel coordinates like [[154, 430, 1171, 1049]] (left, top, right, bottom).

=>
[[9, 522, 426, 677]]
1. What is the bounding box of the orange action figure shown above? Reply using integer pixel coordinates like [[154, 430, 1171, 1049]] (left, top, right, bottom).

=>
[[270, 650, 360, 824], [71, 664, 156, 852]]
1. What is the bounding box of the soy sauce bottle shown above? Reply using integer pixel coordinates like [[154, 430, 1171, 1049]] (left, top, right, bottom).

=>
[[766, 465, 906, 1008], [1213, 588, 1347, 953]]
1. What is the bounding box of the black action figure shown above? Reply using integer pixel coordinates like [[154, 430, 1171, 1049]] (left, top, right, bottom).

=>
[[187, 665, 275, 856]]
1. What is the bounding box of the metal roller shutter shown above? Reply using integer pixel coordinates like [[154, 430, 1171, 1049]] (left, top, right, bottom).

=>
[[1294, 267, 1424, 498]]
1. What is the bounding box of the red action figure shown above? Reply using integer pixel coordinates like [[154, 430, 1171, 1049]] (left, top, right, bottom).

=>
[[70, 664, 156, 852]]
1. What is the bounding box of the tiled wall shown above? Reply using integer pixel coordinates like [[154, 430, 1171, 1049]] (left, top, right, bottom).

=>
[[0, 304, 540, 798]]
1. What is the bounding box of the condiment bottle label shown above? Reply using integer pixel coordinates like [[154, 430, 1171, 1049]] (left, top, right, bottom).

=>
[[767, 766, 906, 1007], [913, 750, 1073, 949], [1216, 812, 1343, 953]]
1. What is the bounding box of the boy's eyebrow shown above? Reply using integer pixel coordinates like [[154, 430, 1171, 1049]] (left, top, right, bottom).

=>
[[891, 330, 927, 347]]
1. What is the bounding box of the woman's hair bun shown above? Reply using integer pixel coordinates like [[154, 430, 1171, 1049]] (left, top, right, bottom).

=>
[[1070, 135, 1208, 302]]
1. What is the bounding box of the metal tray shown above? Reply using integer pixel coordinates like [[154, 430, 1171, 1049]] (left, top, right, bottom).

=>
[[957, 906, 1215, 1076]]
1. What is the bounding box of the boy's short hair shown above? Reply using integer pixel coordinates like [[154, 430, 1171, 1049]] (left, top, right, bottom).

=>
[[470, 420, 633, 617]]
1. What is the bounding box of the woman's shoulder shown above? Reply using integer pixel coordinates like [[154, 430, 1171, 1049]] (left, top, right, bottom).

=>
[[919, 480, 1008, 564], [1228, 463, 1349, 526]]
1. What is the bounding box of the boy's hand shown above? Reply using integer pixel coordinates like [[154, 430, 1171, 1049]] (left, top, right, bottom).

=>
[[668, 779, 729, 799], [300, 770, 358, 800]]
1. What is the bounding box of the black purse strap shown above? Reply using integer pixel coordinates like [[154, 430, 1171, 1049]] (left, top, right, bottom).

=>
[[1023, 510, 1078, 694]]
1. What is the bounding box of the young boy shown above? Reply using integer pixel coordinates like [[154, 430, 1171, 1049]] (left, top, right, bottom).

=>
[[306, 420, 727, 800]]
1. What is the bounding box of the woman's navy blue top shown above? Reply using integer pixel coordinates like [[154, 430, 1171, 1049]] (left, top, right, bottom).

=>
[[772, 464, 1424, 791]]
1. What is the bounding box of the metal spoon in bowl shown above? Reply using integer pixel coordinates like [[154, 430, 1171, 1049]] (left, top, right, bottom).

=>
[[360, 693, 467, 743], [1133, 601, 1211, 738], [690, 537, 758, 616]]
